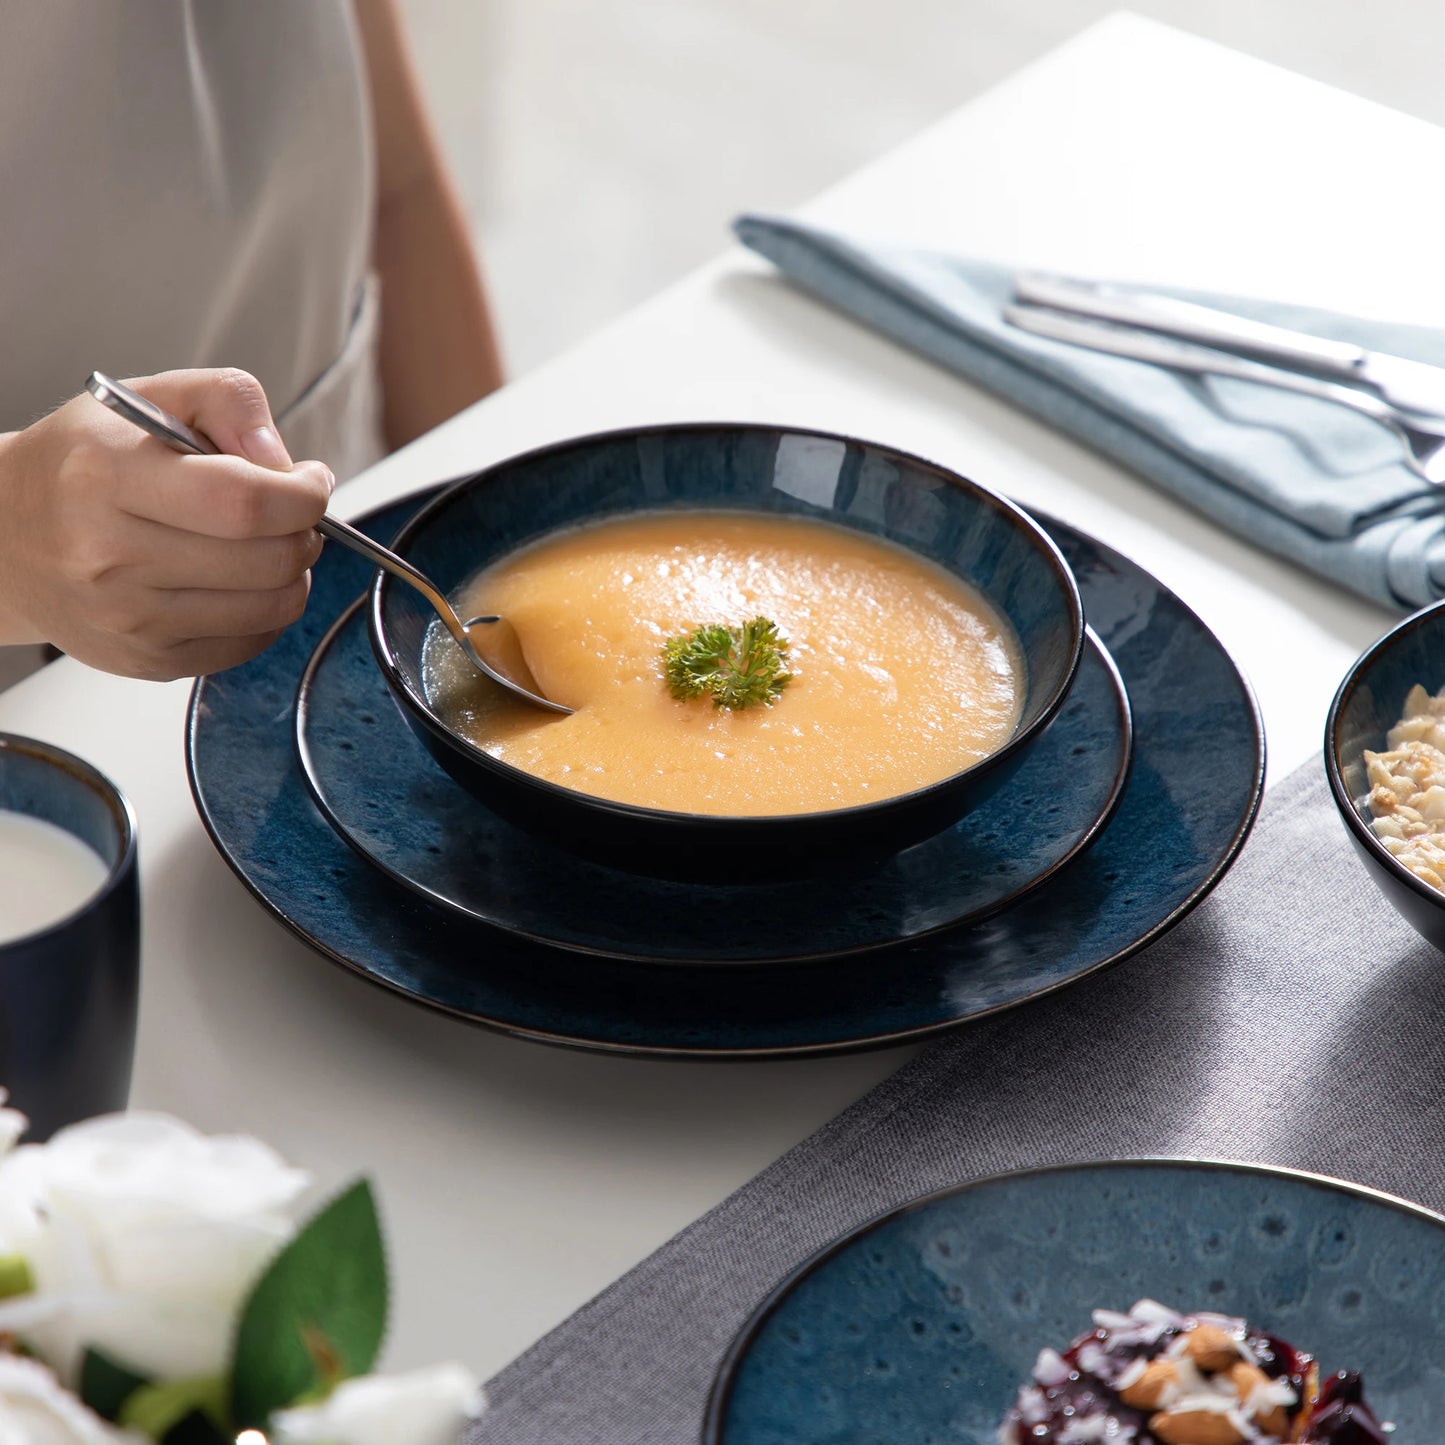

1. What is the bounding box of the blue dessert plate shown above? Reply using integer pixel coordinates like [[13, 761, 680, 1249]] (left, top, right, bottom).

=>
[[293, 603, 1131, 965], [185, 485, 1263, 1057], [705, 1159, 1445, 1443]]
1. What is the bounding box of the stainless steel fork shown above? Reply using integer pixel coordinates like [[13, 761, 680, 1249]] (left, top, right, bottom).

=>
[[1003, 303, 1445, 486]]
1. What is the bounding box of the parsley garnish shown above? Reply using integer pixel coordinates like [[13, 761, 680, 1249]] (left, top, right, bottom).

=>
[[662, 616, 793, 710]]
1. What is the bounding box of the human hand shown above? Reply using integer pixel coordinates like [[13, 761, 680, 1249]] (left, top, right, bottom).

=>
[[0, 368, 333, 680]]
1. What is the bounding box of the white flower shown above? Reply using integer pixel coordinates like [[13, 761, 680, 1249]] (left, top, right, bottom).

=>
[[0, 1112, 310, 1386], [0, 1353, 145, 1445], [0, 1092, 34, 1253], [269, 1364, 485, 1445], [0, 1091, 27, 1158]]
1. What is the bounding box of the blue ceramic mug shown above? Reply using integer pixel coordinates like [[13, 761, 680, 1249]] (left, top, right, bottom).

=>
[[0, 734, 139, 1141]]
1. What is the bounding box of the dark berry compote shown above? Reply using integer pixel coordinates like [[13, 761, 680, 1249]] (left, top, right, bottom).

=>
[[997, 1300, 1390, 1444]]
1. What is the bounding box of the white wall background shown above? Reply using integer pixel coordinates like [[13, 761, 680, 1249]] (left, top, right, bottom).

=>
[[400, 1, 1445, 375]]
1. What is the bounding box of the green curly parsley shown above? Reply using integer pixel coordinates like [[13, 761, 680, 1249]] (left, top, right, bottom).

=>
[[662, 616, 793, 710]]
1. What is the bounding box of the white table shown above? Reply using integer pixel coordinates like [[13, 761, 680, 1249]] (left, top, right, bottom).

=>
[[4, 12, 1439, 1379]]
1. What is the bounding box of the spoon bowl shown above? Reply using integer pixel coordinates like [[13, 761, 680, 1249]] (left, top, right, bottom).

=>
[[316, 514, 570, 713]]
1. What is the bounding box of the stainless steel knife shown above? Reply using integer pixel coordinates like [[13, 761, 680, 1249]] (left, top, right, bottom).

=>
[[1014, 272, 1445, 421]]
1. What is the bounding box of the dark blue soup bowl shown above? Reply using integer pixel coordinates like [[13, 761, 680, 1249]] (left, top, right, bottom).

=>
[[369, 424, 1084, 879], [1326, 597, 1445, 953]]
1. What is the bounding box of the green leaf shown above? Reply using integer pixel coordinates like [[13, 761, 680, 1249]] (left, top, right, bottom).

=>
[[229, 1178, 388, 1429], [119, 1377, 227, 1439], [80, 1347, 151, 1423], [0, 1253, 33, 1299], [662, 616, 793, 709]]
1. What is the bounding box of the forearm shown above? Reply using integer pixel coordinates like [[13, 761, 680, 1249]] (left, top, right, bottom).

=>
[[0, 432, 46, 644], [0, 598, 43, 646], [0, 596, 44, 646], [353, 0, 505, 452], [373, 171, 504, 450]]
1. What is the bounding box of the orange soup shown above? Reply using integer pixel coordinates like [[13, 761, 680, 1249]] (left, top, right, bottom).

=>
[[421, 511, 1025, 816]]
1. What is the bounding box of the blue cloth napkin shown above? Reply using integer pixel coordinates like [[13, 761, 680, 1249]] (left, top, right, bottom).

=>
[[734, 213, 1445, 610]]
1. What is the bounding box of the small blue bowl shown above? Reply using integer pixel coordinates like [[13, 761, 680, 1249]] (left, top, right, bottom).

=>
[[369, 424, 1084, 879], [1326, 598, 1445, 953]]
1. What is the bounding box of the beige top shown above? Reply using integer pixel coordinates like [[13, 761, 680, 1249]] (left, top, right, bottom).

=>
[[1, 0, 384, 478]]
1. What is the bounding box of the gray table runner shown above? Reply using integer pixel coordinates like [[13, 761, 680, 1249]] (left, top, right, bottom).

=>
[[467, 761, 1445, 1443]]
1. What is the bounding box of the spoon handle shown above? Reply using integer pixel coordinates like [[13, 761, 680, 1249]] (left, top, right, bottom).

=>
[[87, 371, 219, 455], [85, 371, 471, 641], [312, 514, 469, 645]]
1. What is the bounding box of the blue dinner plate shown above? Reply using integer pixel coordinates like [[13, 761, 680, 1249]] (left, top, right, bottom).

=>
[[185, 485, 1263, 1057], [294, 603, 1131, 964], [705, 1159, 1445, 1443]]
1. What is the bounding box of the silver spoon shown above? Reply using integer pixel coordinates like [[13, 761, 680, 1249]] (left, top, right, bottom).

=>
[[85, 371, 572, 713]]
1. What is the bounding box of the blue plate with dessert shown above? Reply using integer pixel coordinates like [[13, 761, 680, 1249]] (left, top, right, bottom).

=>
[[705, 1158, 1439, 1442]]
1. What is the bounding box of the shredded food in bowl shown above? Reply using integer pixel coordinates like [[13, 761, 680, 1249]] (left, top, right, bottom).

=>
[[1363, 681, 1445, 890]]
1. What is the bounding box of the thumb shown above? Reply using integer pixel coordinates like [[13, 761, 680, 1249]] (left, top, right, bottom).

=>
[[128, 367, 295, 471]]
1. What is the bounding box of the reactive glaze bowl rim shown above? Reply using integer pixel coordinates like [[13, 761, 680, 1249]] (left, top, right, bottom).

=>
[[1324, 597, 1445, 915], [0, 731, 139, 948], [701, 1155, 1445, 1443], [367, 421, 1086, 830]]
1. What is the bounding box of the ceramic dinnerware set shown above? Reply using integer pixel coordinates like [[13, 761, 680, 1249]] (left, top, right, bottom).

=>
[[186, 422, 1266, 1057]]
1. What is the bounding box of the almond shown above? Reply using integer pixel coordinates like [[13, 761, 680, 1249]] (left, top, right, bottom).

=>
[[1149, 1408, 1247, 1445], [1290, 1363, 1320, 1442], [1119, 1358, 1180, 1410], [1181, 1322, 1243, 1373], [1225, 1361, 1289, 1437]]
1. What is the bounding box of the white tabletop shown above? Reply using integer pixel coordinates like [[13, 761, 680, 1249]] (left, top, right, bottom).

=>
[[3, 12, 1438, 1379]]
